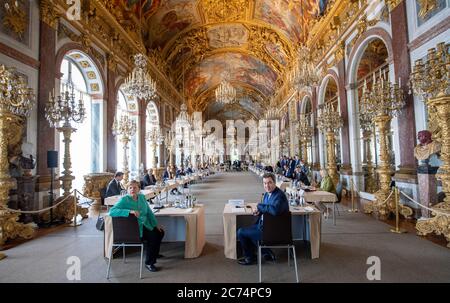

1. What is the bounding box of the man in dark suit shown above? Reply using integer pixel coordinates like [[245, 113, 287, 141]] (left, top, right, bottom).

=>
[[294, 166, 310, 186], [143, 168, 157, 187], [105, 172, 124, 198], [237, 173, 289, 265], [163, 166, 173, 181]]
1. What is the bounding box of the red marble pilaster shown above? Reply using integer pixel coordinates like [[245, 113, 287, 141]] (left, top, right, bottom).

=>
[[36, 21, 56, 189], [391, 1, 417, 180], [106, 68, 117, 172]]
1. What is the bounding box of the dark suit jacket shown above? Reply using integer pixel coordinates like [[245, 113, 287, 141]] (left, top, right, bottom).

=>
[[105, 179, 123, 198], [143, 174, 157, 187], [256, 187, 289, 229], [294, 171, 310, 186], [163, 171, 173, 181]]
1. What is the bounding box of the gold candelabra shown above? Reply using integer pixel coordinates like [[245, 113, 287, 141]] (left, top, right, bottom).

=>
[[360, 70, 412, 219], [317, 102, 343, 186], [146, 127, 164, 170], [112, 114, 136, 185], [359, 110, 377, 193], [165, 131, 176, 176], [0, 64, 35, 253], [297, 114, 314, 164], [411, 42, 450, 247], [45, 84, 86, 196], [45, 83, 87, 223]]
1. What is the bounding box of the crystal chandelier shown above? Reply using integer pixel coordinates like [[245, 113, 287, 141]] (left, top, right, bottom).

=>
[[122, 54, 157, 100], [0, 65, 34, 117], [289, 44, 322, 92], [215, 72, 236, 104]]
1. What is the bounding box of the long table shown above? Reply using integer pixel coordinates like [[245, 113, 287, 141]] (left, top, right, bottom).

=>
[[104, 204, 205, 259], [223, 203, 321, 260]]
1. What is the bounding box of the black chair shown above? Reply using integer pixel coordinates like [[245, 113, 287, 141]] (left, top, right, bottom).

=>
[[257, 212, 299, 283], [106, 216, 144, 279]]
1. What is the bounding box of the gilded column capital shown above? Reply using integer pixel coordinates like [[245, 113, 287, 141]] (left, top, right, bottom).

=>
[[386, 0, 403, 12], [40, 0, 59, 29]]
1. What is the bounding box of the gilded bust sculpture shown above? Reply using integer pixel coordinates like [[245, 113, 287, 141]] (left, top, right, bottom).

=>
[[414, 130, 441, 161]]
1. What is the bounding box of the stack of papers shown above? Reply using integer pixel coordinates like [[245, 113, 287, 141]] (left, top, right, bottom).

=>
[[228, 199, 245, 206], [304, 206, 314, 212]]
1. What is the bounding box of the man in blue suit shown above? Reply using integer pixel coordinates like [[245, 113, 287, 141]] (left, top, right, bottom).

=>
[[105, 172, 124, 198], [237, 173, 289, 265]]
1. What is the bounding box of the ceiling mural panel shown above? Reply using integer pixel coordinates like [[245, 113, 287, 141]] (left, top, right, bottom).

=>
[[144, 0, 201, 50], [109, 0, 331, 120], [254, 0, 322, 43], [207, 24, 248, 49], [185, 52, 278, 98]]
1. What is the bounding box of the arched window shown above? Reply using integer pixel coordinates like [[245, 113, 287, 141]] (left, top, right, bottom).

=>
[[59, 55, 103, 192], [356, 38, 390, 193], [116, 90, 139, 179]]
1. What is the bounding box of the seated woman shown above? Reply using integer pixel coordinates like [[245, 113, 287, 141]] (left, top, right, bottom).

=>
[[314, 169, 336, 217], [319, 169, 336, 194], [109, 180, 165, 272]]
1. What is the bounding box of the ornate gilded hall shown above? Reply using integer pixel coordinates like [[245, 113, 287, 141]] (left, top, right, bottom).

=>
[[0, 0, 448, 285]]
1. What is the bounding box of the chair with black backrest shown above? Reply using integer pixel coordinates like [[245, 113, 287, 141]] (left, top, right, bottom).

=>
[[106, 216, 144, 279], [257, 211, 299, 283]]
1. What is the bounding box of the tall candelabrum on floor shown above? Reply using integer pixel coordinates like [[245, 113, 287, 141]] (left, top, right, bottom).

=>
[[359, 70, 412, 219], [317, 103, 343, 186], [112, 114, 136, 185], [165, 131, 175, 176], [146, 127, 164, 170], [411, 42, 450, 247], [45, 84, 86, 196], [45, 83, 88, 223], [297, 114, 314, 164], [359, 110, 377, 193], [0, 65, 35, 255]]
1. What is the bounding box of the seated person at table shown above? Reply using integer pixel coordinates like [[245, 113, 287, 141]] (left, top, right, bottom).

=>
[[143, 169, 157, 188], [237, 173, 289, 265], [275, 161, 283, 175], [318, 169, 336, 194], [176, 167, 186, 178], [283, 164, 293, 179], [105, 172, 125, 198], [186, 165, 193, 175], [163, 167, 172, 181], [109, 180, 165, 272], [294, 166, 310, 187], [312, 169, 336, 216]]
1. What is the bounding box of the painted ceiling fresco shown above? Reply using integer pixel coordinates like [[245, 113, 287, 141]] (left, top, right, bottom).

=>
[[119, 0, 328, 119], [184, 52, 278, 98]]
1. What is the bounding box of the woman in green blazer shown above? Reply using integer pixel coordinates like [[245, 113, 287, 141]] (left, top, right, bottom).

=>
[[109, 180, 164, 272]]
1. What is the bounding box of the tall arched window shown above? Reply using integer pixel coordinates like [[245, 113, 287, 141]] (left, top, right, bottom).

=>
[[116, 90, 139, 179], [59, 55, 103, 192]]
